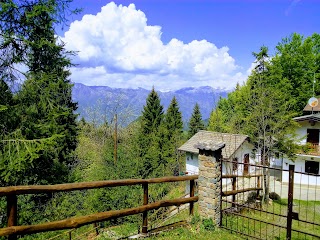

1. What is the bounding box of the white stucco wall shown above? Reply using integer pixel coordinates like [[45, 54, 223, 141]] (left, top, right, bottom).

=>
[[185, 141, 257, 177], [295, 121, 320, 145], [223, 141, 257, 176], [185, 152, 199, 175], [282, 155, 320, 185], [277, 120, 320, 185]]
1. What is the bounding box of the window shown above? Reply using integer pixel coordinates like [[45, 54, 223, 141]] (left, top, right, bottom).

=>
[[305, 161, 319, 175], [307, 129, 319, 144]]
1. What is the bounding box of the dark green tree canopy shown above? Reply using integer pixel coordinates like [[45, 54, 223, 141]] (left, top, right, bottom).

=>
[[0, 0, 79, 82], [188, 103, 205, 138], [0, 0, 78, 185], [140, 87, 164, 135], [208, 33, 320, 161], [164, 96, 183, 137]]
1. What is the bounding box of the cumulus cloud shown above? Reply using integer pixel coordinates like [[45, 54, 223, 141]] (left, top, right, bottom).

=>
[[62, 2, 245, 90]]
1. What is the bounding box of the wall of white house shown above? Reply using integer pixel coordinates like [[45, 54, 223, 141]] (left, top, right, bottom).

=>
[[185, 152, 199, 175], [295, 121, 320, 145], [224, 142, 257, 174], [282, 155, 320, 185], [184, 141, 258, 193], [185, 141, 257, 177]]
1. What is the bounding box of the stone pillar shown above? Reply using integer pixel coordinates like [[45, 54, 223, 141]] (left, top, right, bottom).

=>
[[195, 141, 225, 225]]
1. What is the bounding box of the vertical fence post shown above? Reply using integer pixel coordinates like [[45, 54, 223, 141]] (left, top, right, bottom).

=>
[[142, 183, 148, 235], [287, 164, 295, 240], [257, 176, 261, 196], [189, 179, 195, 215], [232, 177, 236, 207], [7, 194, 17, 240], [93, 222, 99, 236]]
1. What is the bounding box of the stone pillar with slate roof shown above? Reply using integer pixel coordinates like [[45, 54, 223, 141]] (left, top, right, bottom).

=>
[[195, 140, 225, 225]]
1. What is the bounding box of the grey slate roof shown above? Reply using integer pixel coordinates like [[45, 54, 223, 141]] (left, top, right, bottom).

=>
[[178, 130, 249, 159]]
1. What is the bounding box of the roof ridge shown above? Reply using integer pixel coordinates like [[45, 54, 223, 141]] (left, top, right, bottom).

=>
[[198, 130, 248, 137]]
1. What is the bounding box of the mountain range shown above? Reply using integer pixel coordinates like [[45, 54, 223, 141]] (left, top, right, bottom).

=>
[[72, 83, 229, 126]]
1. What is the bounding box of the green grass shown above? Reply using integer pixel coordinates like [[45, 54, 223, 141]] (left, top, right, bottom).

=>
[[95, 203, 244, 240], [221, 199, 320, 240]]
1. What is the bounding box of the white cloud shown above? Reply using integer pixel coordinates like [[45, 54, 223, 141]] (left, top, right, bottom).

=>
[[62, 2, 245, 90]]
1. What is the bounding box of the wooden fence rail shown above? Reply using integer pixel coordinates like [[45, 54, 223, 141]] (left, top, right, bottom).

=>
[[221, 174, 263, 205], [0, 175, 198, 239]]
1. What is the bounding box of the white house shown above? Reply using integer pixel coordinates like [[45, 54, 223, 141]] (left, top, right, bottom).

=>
[[276, 100, 320, 185], [178, 131, 257, 177]]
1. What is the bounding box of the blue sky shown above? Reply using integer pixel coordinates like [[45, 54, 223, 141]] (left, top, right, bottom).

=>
[[61, 0, 320, 90]]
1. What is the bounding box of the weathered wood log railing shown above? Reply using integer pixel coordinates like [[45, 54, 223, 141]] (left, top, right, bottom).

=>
[[0, 175, 199, 239], [221, 174, 263, 207]]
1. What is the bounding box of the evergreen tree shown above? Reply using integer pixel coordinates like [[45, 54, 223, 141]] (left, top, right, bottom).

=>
[[0, 0, 78, 185], [0, 79, 15, 135], [16, 3, 77, 185], [140, 87, 164, 135], [138, 88, 164, 178], [188, 103, 205, 138], [164, 96, 183, 139], [162, 96, 184, 175]]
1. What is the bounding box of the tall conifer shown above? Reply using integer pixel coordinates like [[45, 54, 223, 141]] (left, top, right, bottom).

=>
[[188, 103, 205, 138], [165, 96, 183, 138], [0, 1, 78, 185], [138, 88, 164, 178]]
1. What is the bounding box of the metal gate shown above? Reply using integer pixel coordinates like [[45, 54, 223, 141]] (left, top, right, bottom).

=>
[[220, 160, 320, 239]]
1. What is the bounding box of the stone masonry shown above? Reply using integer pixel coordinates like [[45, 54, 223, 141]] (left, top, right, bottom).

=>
[[195, 140, 225, 225]]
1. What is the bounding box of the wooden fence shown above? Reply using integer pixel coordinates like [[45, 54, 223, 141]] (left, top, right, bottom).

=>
[[0, 175, 198, 239]]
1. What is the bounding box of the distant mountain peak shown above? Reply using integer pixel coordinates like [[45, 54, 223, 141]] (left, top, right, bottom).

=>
[[72, 83, 228, 125]]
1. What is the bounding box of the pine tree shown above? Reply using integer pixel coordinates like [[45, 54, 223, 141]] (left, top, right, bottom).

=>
[[162, 96, 183, 175], [15, 3, 77, 185], [188, 103, 205, 138], [0, 1, 78, 185], [164, 96, 183, 139], [138, 88, 164, 178], [140, 87, 164, 135], [0, 79, 15, 135]]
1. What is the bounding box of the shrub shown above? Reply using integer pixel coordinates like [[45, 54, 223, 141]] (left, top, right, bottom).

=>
[[202, 218, 215, 231]]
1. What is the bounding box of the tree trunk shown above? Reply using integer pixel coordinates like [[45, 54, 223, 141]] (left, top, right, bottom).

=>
[[261, 150, 270, 203]]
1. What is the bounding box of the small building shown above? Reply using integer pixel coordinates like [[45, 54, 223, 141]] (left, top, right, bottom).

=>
[[280, 112, 320, 185], [178, 131, 257, 177]]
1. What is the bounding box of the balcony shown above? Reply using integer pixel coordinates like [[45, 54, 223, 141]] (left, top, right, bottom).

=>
[[299, 143, 320, 156]]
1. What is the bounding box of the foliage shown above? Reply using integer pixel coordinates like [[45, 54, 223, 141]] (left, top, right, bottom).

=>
[[191, 214, 201, 225], [188, 103, 205, 138], [208, 33, 320, 160], [140, 87, 164, 136], [138, 88, 166, 178], [201, 218, 215, 231], [207, 34, 320, 202], [0, 0, 78, 186], [164, 96, 183, 138], [0, 0, 80, 82]]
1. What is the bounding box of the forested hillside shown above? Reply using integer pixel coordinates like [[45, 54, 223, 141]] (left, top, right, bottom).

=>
[[208, 33, 320, 164]]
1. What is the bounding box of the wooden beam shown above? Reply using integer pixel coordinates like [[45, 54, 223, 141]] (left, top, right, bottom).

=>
[[0, 197, 198, 237], [222, 188, 263, 197], [0, 175, 198, 197], [7, 195, 17, 240], [142, 183, 148, 234], [189, 180, 195, 215], [222, 174, 263, 179]]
